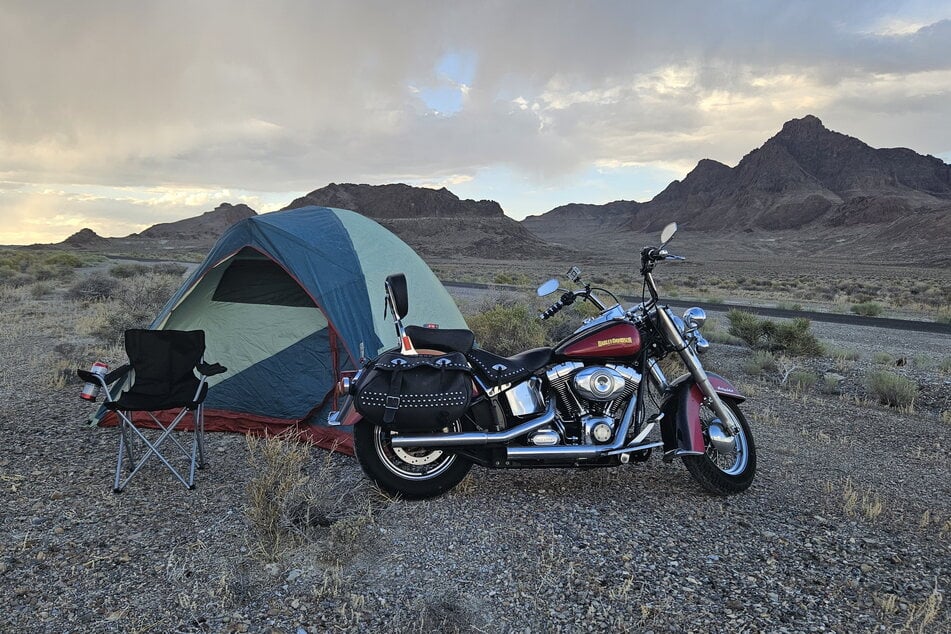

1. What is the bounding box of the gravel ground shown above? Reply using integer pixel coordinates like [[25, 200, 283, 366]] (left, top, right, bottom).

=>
[[1, 293, 949, 633]]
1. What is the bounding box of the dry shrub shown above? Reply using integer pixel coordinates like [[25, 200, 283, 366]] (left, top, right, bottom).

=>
[[866, 370, 918, 410], [727, 310, 823, 356], [467, 301, 545, 356], [850, 301, 884, 317], [66, 276, 120, 301], [74, 273, 182, 343], [245, 433, 378, 561], [109, 263, 152, 278]]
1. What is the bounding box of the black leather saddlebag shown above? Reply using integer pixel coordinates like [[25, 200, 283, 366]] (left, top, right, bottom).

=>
[[353, 351, 472, 430]]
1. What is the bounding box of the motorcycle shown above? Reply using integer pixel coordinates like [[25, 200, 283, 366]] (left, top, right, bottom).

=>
[[329, 222, 756, 499]]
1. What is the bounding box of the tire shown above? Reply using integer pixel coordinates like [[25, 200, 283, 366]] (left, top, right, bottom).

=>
[[353, 420, 472, 499], [682, 399, 756, 495]]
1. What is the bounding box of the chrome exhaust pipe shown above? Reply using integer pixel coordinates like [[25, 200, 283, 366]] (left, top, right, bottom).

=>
[[505, 396, 648, 461], [389, 402, 556, 448]]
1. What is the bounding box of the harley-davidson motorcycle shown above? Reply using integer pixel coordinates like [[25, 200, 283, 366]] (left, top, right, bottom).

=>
[[330, 223, 756, 499]]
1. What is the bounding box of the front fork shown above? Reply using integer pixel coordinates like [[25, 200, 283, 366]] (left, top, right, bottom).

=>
[[652, 307, 741, 436]]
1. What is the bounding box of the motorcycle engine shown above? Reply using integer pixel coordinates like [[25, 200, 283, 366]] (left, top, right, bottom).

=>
[[546, 362, 641, 443]]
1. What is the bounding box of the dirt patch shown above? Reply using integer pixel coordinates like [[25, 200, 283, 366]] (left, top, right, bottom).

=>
[[1, 275, 948, 632]]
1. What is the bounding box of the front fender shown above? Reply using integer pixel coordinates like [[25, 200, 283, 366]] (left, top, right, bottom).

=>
[[660, 373, 745, 454]]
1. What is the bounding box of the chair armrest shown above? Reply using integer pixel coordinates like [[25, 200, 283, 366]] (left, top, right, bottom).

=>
[[197, 362, 227, 377], [77, 364, 131, 385], [105, 364, 132, 384]]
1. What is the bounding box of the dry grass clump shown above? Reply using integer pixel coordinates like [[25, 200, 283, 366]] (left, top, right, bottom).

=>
[[743, 350, 778, 376], [787, 370, 818, 394], [245, 433, 381, 561], [866, 370, 918, 410], [838, 477, 884, 521]]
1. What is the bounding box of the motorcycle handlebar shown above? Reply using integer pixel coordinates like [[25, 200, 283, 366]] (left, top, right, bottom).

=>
[[539, 292, 577, 320], [642, 247, 684, 263]]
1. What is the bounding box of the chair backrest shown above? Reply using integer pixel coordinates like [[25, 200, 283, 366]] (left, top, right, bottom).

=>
[[124, 329, 205, 397]]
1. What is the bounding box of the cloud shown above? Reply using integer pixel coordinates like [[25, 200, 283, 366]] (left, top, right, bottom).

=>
[[0, 1, 949, 240]]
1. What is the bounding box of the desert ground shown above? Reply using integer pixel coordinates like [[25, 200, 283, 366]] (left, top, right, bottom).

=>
[[1, 249, 949, 633]]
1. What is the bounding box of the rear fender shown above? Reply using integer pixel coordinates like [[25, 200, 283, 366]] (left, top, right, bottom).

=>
[[660, 373, 745, 454]]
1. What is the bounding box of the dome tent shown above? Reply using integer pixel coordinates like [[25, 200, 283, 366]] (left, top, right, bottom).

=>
[[97, 206, 467, 453]]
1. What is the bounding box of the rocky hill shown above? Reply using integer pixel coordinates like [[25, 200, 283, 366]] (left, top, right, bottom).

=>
[[57, 203, 257, 253], [285, 183, 553, 259], [284, 182, 502, 219], [133, 203, 257, 241], [524, 115, 951, 253], [61, 228, 112, 249]]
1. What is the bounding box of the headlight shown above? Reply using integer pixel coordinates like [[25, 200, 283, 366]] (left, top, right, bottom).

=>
[[683, 307, 706, 330]]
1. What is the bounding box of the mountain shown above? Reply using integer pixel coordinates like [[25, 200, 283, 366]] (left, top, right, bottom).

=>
[[524, 115, 951, 249], [285, 182, 502, 218], [132, 203, 257, 240], [61, 228, 111, 249], [285, 183, 553, 258], [56, 203, 257, 253]]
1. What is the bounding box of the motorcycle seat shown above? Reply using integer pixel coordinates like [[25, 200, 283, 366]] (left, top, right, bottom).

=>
[[405, 325, 475, 353], [465, 347, 554, 387]]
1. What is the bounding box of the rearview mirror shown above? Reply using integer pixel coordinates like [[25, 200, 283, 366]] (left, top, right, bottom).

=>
[[537, 279, 560, 297], [660, 222, 678, 245]]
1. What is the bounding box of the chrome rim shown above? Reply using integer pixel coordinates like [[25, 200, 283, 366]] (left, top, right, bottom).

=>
[[701, 404, 749, 476], [373, 422, 460, 480]]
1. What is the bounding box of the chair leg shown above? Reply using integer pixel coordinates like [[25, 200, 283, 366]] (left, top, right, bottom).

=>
[[121, 412, 137, 469], [114, 410, 196, 491], [195, 405, 207, 469], [114, 420, 127, 493], [114, 413, 138, 493]]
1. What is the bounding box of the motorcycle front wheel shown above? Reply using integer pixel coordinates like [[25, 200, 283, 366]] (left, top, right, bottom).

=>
[[353, 420, 472, 499], [682, 399, 756, 495]]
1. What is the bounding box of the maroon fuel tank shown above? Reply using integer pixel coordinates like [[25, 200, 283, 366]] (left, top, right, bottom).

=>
[[554, 320, 642, 359]]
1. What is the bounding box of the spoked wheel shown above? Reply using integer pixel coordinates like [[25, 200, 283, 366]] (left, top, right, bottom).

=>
[[353, 420, 472, 499], [682, 399, 756, 495]]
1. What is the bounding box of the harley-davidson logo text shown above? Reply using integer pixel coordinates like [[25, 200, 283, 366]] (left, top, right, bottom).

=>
[[597, 337, 633, 348]]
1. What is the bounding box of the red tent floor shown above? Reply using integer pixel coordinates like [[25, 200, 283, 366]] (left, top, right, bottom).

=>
[[99, 409, 354, 455]]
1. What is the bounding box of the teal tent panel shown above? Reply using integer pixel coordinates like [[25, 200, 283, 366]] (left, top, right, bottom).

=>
[[334, 209, 468, 354], [207, 328, 333, 419]]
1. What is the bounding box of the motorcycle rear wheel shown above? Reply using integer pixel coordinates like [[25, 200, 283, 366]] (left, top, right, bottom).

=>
[[682, 399, 756, 495], [353, 420, 472, 499]]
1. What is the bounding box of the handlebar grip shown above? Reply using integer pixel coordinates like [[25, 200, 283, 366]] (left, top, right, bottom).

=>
[[540, 300, 564, 320]]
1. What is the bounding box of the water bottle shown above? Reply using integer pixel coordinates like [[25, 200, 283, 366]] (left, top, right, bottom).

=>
[[80, 362, 109, 401]]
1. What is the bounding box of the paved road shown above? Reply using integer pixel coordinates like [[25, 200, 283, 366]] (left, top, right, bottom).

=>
[[444, 281, 951, 335]]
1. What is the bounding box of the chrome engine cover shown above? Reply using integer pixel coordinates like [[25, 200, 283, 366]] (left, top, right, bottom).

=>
[[573, 366, 629, 401], [503, 376, 545, 417], [582, 415, 615, 444]]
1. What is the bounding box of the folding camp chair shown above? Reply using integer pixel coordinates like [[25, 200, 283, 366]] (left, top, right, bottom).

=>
[[77, 329, 226, 492]]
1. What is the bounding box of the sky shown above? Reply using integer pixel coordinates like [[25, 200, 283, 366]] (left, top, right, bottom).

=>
[[1, 0, 950, 244]]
